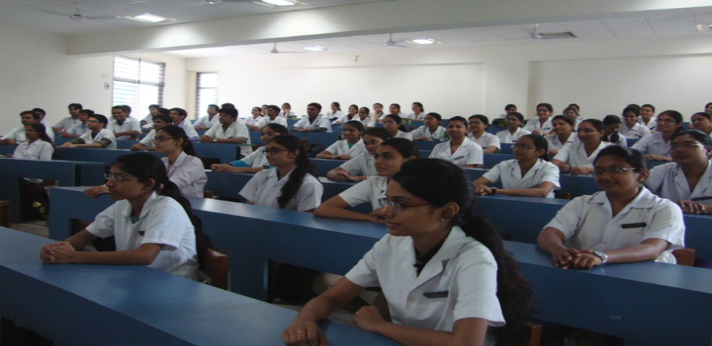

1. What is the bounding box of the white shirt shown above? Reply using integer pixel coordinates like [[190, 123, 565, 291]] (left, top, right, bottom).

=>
[[239, 167, 323, 211], [55, 117, 80, 130], [204, 120, 252, 155], [544, 189, 685, 263], [162, 152, 207, 198], [243, 116, 262, 127], [468, 132, 501, 150], [482, 159, 560, 198], [429, 138, 483, 167], [339, 152, 378, 177], [338, 176, 387, 211], [12, 140, 54, 160], [324, 139, 366, 158], [619, 123, 652, 139], [523, 118, 553, 133], [278, 110, 297, 118], [66, 122, 89, 136], [545, 133, 577, 152], [496, 128, 531, 144], [355, 115, 373, 127], [139, 129, 156, 147], [193, 114, 219, 129], [108, 117, 141, 140], [406, 111, 427, 120], [553, 141, 613, 169], [632, 132, 671, 157], [327, 110, 344, 120], [176, 121, 200, 142], [332, 113, 358, 124], [234, 147, 269, 168], [394, 130, 413, 141], [645, 161, 712, 204], [78, 129, 117, 149], [411, 126, 447, 141], [3, 125, 29, 143], [345, 226, 505, 344], [256, 116, 288, 129], [86, 193, 199, 279], [639, 117, 657, 131], [292, 114, 333, 133]]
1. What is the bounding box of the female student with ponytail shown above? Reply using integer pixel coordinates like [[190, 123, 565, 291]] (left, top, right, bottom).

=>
[[8, 123, 55, 219], [211, 123, 288, 174], [429, 116, 483, 168], [632, 110, 684, 162], [283, 159, 533, 346], [314, 138, 419, 221], [39, 153, 210, 280], [239, 134, 323, 212], [601, 115, 628, 147], [472, 134, 560, 198]]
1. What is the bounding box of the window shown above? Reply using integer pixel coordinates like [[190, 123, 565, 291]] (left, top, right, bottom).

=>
[[112, 56, 165, 115], [196, 72, 218, 119]]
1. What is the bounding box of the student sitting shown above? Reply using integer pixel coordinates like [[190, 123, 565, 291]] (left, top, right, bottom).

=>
[[59, 114, 117, 149], [601, 115, 628, 146], [407, 101, 426, 122], [645, 130, 712, 214], [619, 106, 652, 139], [314, 138, 419, 221], [243, 106, 263, 128], [562, 106, 584, 127], [545, 115, 577, 156], [332, 104, 359, 125], [327, 128, 390, 182], [355, 107, 373, 127], [291, 103, 332, 133], [7, 123, 55, 219], [62, 109, 92, 139], [523, 103, 554, 135], [168, 107, 199, 142], [239, 135, 323, 212], [410, 112, 446, 141], [552, 119, 613, 175], [40, 153, 211, 280], [690, 112, 712, 138], [211, 124, 288, 174], [472, 134, 559, 198], [429, 116, 483, 168], [140, 104, 160, 132], [193, 104, 220, 130], [1, 110, 42, 145], [371, 103, 385, 124], [467, 114, 501, 154], [382, 114, 413, 140], [283, 159, 532, 346], [632, 110, 684, 162], [326, 102, 345, 121], [107, 105, 141, 140], [53, 103, 82, 132], [279, 102, 297, 118], [316, 121, 366, 160], [199, 106, 252, 155], [130, 114, 173, 151], [639, 104, 657, 131], [496, 112, 531, 144], [538, 146, 685, 268], [251, 105, 287, 131]]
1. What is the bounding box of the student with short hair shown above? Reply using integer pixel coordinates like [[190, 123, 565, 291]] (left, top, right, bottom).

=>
[[327, 127, 391, 182], [1, 111, 41, 145], [538, 146, 685, 268], [168, 107, 199, 142], [332, 104, 359, 125], [32, 108, 53, 138], [619, 106, 652, 139], [467, 114, 501, 153], [639, 104, 657, 131], [200, 107, 252, 155], [211, 124, 288, 174], [601, 115, 628, 147], [690, 112, 712, 138], [108, 105, 141, 140], [40, 153, 210, 280], [239, 135, 323, 212], [53, 103, 83, 132], [317, 121, 366, 160], [706, 102, 712, 114], [382, 114, 413, 140], [553, 119, 614, 176], [632, 110, 684, 162], [130, 114, 173, 151], [140, 104, 161, 131], [292, 103, 332, 133], [410, 112, 446, 141], [496, 112, 531, 144], [429, 116, 483, 168], [545, 115, 576, 156], [193, 104, 220, 130], [60, 114, 117, 149], [473, 134, 559, 198], [62, 109, 93, 138], [315, 138, 419, 221], [645, 130, 712, 214], [523, 103, 554, 135], [252, 105, 287, 131], [284, 158, 532, 346]]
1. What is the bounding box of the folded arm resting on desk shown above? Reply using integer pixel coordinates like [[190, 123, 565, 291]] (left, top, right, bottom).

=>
[[39, 230, 161, 266]]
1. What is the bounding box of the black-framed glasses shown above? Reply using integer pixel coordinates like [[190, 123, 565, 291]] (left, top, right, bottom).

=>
[[263, 148, 290, 155], [593, 167, 636, 175], [104, 173, 133, 182], [658, 118, 677, 124], [378, 198, 429, 212]]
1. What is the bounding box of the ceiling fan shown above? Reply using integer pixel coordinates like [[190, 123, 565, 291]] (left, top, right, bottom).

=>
[[270, 42, 305, 54], [40, 6, 119, 21], [385, 34, 409, 48]]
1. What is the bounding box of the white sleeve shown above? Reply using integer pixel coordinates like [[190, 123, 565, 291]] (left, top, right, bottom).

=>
[[129, 120, 141, 132], [452, 250, 504, 326], [292, 118, 307, 129], [643, 200, 685, 249], [240, 149, 261, 167], [139, 131, 155, 146], [338, 179, 374, 207], [553, 143, 573, 163], [193, 116, 207, 128], [333, 113, 349, 124], [85, 203, 119, 239], [410, 127, 424, 138], [344, 238, 383, 288], [234, 121, 249, 140], [318, 117, 333, 132], [466, 144, 483, 165], [296, 178, 323, 212], [277, 117, 288, 126], [543, 197, 586, 240], [644, 165, 667, 195], [38, 142, 54, 160], [140, 200, 191, 250], [631, 135, 651, 153], [204, 125, 218, 138], [481, 163, 503, 184], [239, 172, 262, 202], [541, 163, 561, 189], [401, 131, 413, 140], [183, 123, 199, 141], [170, 158, 206, 195], [488, 135, 501, 149], [339, 154, 364, 175], [324, 141, 340, 154]]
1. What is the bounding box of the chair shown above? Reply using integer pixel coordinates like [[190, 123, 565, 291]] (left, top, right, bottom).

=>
[[0, 201, 11, 228], [554, 190, 572, 200], [199, 248, 229, 290], [502, 320, 542, 346], [203, 190, 214, 199], [672, 248, 695, 266]]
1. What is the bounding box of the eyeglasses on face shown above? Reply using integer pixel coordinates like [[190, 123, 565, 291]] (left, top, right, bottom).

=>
[[378, 198, 429, 212], [671, 142, 705, 150], [592, 167, 636, 175], [104, 173, 134, 182], [657, 118, 677, 124], [263, 147, 291, 155]]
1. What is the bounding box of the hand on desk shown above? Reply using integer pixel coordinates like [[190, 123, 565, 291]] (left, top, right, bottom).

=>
[[282, 321, 327, 346], [676, 201, 708, 214], [368, 208, 387, 224], [472, 184, 492, 196], [354, 306, 388, 333], [84, 185, 109, 198], [570, 250, 604, 269], [40, 242, 76, 264], [551, 247, 581, 269]]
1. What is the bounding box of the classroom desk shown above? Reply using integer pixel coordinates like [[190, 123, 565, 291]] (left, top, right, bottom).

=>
[[312, 158, 346, 176], [500, 143, 513, 154], [0, 158, 105, 222], [0, 145, 17, 155], [55, 148, 164, 166], [46, 187, 712, 346], [290, 132, 341, 148], [0, 227, 397, 346], [116, 139, 138, 149], [192, 142, 249, 163], [413, 140, 440, 150]]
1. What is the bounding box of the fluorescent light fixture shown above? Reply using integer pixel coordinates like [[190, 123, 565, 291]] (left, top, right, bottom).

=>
[[697, 24, 712, 31], [262, 0, 296, 6], [410, 38, 436, 45], [131, 13, 168, 23], [304, 46, 325, 52]]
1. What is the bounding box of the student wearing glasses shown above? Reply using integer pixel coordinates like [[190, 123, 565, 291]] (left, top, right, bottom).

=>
[[496, 112, 531, 144], [59, 114, 117, 149], [632, 110, 684, 162], [284, 159, 532, 346], [239, 135, 323, 212], [645, 130, 712, 214], [410, 112, 446, 141], [428, 116, 483, 168], [382, 114, 413, 140], [40, 153, 211, 280], [467, 114, 500, 154], [538, 146, 685, 269], [211, 124, 288, 174], [355, 107, 373, 127], [472, 135, 559, 198], [552, 119, 613, 176], [316, 121, 366, 160], [327, 128, 391, 182], [130, 114, 173, 151]]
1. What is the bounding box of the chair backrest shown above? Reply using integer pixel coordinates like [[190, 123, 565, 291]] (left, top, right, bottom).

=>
[[672, 248, 695, 266], [503, 320, 542, 346], [203, 190, 214, 199], [199, 248, 229, 290], [554, 190, 572, 200]]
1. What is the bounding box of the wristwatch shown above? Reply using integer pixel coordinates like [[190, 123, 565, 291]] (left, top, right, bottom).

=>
[[212, 138, 217, 143], [490, 187, 497, 196], [592, 251, 608, 264]]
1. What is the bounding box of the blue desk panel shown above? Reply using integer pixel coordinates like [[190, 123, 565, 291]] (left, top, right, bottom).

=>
[[413, 141, 440, 150], [500, 143, 513, 154], [0, 145, 16, 155], [45, 188, 712, 346], [192, 143, 244, 163], [116, 139, 138, 149], [290, 132, 341, 148], [484, 154, 514, 168], [55, 148, 164, 166], [0, 227, 397, 346], [312, 158, 345, 176]]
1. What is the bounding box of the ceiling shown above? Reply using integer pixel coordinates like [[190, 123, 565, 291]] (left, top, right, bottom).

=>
[[1, 0, 712, 57]]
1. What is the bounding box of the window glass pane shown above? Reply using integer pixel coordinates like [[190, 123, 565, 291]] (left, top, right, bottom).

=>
[[112, 56, 165, 116], [196, 72, 218, 118]]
